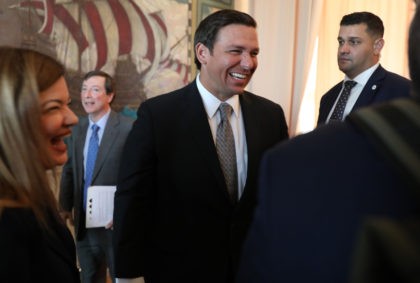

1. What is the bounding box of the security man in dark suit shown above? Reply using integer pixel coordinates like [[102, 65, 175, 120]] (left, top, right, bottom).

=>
[[317, 11, 411, 125], [112, 9, 289, 283]]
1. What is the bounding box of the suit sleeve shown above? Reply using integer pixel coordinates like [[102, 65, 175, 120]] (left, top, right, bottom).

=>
[[113, 102, 156, 278], [236, 151, 277, 282]]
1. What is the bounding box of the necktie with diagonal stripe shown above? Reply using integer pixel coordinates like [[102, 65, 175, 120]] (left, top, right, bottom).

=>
[[216, 103, 238, 204]]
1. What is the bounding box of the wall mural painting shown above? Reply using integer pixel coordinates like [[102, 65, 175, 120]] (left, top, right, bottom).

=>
[[0, 0, 191, 117]]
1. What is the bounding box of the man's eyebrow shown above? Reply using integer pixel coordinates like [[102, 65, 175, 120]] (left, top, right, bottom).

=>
[[337, 36, 362, 40]]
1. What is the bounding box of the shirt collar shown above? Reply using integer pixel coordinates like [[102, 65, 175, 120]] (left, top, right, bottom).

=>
[[344, 63, 380, 86], [89, 109, 111, 130], [196, 73, 240, 119]]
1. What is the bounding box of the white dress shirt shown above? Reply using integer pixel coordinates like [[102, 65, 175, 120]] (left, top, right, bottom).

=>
[[83, 109, 111, 170], [196, 74, 248, 200], [327, 63, 379, 122]]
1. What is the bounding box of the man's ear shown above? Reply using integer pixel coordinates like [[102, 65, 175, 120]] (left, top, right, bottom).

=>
[[373, 38, 384, 55], [195, 42, 209, 66], [107, 92, 115, 104]]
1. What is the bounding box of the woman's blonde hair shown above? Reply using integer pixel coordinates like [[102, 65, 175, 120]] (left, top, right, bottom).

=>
[[0, 47, 65, 227]]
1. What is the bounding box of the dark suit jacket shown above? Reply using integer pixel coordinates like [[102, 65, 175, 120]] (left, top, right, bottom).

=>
[[317, 65, 411, 125], [237, 114, 419, 283], [60, 110, 133, 240], [0, 208, 80, 283], [113, 81, 289, 283]]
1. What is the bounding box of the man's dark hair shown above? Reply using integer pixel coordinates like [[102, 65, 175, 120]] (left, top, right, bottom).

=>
[[83, 70, 115, 95], [340, 11, 384, 38], [193, 9, 257, 70]]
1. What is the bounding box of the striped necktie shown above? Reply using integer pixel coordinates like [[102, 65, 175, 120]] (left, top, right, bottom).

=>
[[216, 103, 238, 204]]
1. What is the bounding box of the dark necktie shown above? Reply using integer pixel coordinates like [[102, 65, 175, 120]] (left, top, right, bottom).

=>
[[330, 80, 357, 121], [216, 103, 238, 204], [84, 124, 100, 210]]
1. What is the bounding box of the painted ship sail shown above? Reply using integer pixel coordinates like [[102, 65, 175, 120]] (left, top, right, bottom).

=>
[[13, 0, 189, 84]]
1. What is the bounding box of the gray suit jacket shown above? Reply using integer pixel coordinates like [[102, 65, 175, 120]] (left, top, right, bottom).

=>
[[60, 110, 133, 240]]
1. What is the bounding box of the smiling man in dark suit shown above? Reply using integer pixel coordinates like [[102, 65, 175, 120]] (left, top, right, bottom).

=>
[[317, 11, 411, 125], [112, 9, 289, 283]]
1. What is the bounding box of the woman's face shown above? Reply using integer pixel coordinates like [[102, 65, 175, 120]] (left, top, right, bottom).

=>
[[39, 76, 78, 168]]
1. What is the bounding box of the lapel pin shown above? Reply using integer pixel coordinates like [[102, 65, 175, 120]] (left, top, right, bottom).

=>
[[372, 85, 377, 90]]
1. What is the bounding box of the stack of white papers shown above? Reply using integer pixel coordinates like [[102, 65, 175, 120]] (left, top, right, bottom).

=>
[[86, 186, 116, 228]]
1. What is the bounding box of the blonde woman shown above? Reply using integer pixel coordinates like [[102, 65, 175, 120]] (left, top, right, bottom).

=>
[[0, 47, 80, 282]]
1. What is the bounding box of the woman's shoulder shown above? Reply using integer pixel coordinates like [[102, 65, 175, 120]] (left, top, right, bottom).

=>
[[0, 206, 36, 223], [0, 207, 44, 278], [0, 207, 79, 282], [0, 207, 41, 240]]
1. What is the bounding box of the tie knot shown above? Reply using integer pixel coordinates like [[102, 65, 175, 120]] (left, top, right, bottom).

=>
[[219, 103, 233, 122], [91, 124, 99, 133], [344, 80, 357, 90]]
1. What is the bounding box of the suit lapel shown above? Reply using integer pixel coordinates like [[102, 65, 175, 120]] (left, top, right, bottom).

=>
[[239, 93, 260, 198], [91, 111, 119, 182], [183, 82, 229, 197], [353, 65, 386, 109], [319, 83, 343, 124]]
